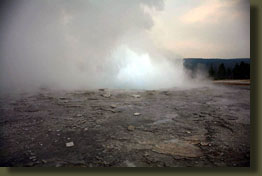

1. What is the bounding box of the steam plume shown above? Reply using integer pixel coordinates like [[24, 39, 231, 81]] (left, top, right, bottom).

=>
[[0, 0, 200, 93]]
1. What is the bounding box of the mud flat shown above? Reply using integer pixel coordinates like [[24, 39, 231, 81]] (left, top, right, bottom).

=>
[[0, 84, 250, 167]]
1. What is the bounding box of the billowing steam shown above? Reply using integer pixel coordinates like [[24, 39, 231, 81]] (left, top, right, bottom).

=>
[[0, 0, 204, 94]]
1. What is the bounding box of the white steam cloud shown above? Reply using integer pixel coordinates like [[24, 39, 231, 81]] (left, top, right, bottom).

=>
[[0, 0, 203, 93]]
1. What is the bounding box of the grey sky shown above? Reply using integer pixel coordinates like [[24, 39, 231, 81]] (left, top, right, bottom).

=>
[[148, 0, 250, 58]]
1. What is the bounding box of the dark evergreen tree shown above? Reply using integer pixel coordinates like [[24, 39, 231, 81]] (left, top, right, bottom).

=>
[[217, 63, 226, 79], [208, 64, 215, 79], [226, 68, 232, 79], [233, 63, 240, 79], [239, 61, 250, 79]]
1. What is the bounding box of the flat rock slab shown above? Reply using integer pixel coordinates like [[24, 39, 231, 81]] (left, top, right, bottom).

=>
[[152, 139, 203, 158]]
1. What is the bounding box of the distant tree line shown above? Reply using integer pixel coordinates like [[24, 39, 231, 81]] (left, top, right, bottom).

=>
[[208, 61, 250, 80]]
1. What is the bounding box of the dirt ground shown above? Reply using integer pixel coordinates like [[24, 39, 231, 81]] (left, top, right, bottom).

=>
[[0, 84, 250, 167]]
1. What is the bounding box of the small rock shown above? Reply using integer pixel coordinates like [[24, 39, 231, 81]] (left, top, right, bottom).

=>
[[134, 112, 141, 116], [102, 93, 111, 98], [29, 156, 37, 160], [56, 163, 63, 167], [26, 162, 35, 166], [76, 114, 82, 117], [67, 137, 71, 140], [144, 152, 149, 156], [28, 151, 35, 155], [163, 91, 169, 95], [35, 160, 41, 164], [110, 104, 117, 108], [127, 125, 135, 131], [110, 109, 117, 113], [42, 160, 47, 164], [200, 142, 209, 146], [84, 127, 88, 131], [66, 142, 74, 147], [186, 131, 191, 134], [95, 120, 100, 124], [132, 94, 141, 98], [124, 160, 136, 167]]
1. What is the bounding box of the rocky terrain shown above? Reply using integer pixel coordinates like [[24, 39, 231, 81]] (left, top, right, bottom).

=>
[[0, 84, 250, 167]]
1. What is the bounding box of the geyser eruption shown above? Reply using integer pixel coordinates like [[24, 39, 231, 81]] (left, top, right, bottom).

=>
[[112, 46, 187, 89], [0, 0, 202, 93]]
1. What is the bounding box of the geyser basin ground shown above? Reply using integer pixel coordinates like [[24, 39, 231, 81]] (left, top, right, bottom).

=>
[[0, 84, 250, 167]]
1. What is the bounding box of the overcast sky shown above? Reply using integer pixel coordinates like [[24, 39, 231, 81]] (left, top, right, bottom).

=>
[[148, 0, 250, 58]]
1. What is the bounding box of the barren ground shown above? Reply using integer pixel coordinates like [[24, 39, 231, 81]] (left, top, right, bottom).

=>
[[0, 84, 250, 167]]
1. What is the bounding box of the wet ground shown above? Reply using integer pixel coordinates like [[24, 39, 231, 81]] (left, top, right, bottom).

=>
[[0, 84, 250, 167]]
